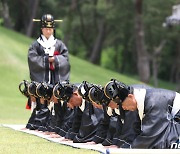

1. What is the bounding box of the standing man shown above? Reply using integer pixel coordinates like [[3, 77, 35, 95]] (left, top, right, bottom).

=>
[[26, 14, 70, 131], [28, 14, 70, 84]]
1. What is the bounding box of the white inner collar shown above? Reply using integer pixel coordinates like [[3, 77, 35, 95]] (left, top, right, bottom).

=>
[[133, 88, 146, 121], [172, 92, 180, 117], [79, 99, 86, 112], [37, 35, 57, 55]]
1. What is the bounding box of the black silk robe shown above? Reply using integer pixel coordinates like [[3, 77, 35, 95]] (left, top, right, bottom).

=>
[[132, 88, 180, 148], [26, 37, 70, 130], [73, 101, 104, 143], [28, 39, 70, 83]]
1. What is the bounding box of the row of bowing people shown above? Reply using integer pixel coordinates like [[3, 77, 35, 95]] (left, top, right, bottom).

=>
[[19, 79, 180, 149]]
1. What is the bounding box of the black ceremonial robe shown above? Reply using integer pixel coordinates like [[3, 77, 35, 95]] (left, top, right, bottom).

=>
[[93, 106, 118, 145], [55, 101, 74, 137], [26, 100, 50, 131], [65, 106, 83, 140], [73, 101, 104, 143], [28, 38, 70, 83], [113, 84, 152, 148], [113, 109, 141, 148], [93, 106, 112, 144], [101, 109, 119, 146], [132, 88, 180, 148], [26, 36, 70, 131]]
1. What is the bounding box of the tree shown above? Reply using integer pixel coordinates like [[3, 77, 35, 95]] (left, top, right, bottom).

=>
[[63, 0, 78, 46], [151, 40, 166, 87], [170, 36, 180, 91], [134, 0, 150, 83], [89, 17, 106, 64], [0, 0, 13, 28], [25, 0, 40, 37]]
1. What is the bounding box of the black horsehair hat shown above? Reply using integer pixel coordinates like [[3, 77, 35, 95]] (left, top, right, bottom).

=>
[[104, 79, 131, 103], [88, 85, 111, 106], [53, 81, 78, 102], [77, 81, 94, 100], [33, 14, 63, 28]]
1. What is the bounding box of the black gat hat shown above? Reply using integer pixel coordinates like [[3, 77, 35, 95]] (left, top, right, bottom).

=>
[[41, 14, 55, 28], [33, 14, 63, 28], [104, 79, 132, 104]]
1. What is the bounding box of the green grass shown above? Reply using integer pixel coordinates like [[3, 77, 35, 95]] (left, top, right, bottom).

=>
[[0, 126, 98, 154], [0, 26, 176, 153]]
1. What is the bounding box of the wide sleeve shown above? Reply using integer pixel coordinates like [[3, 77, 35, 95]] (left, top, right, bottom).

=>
[[28, 42, 49, 82], [54, 40, 70, 81]]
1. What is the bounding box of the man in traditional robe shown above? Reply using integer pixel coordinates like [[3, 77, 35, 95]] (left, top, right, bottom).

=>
[[28, 14, 70, 83], [65, 85, 104, 143], [104, 79, 180, 148], [26, 14, 70, 131], [88, 85, 141, 148]]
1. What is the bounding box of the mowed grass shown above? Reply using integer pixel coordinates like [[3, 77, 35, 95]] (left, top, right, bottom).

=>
[[0, 26, 176, 153], [0, 126, 98, 154]]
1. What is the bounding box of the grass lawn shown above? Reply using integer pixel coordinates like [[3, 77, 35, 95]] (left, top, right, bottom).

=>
[[0, 126, 98, 154]]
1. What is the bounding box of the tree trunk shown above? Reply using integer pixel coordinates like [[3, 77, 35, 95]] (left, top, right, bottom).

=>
[[152, 40, 166, 87], [169, 37, 180, 91], [63, 0, 77, 46], [174, 38, 180, 91], [89, 19, 106, 64], [75, 0, 99, 58], [1, 0, 13, 29], [175, 68, 180, 91], [25, 0, 39, 37], [134, 0, 150, 83], [174, 49, 180, 91], [14, 0, 28, 32]]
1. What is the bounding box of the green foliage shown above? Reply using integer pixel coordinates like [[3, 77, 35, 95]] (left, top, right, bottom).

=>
[[100, 46, 123, 72], [55, 26, 64, 39], [101, 47, 116, 70], [0, 18, 3, 25]]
